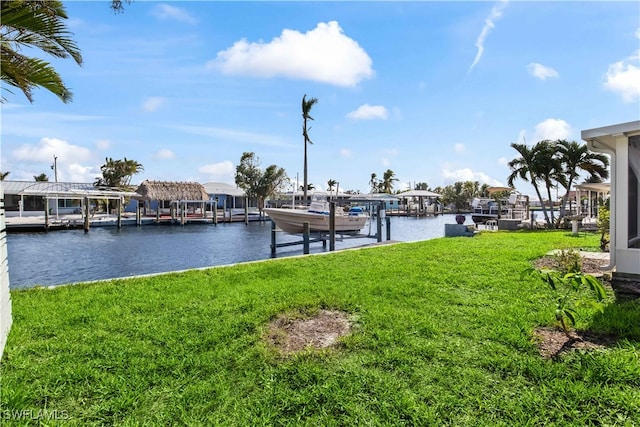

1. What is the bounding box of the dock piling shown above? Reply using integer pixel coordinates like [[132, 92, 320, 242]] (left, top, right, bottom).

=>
[[329, 203, 336, 251], [83, 197, 90, 233], [303, 222, 310, 254]]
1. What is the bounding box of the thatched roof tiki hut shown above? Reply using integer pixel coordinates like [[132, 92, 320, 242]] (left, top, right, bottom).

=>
[[135, 180, 210, 223]]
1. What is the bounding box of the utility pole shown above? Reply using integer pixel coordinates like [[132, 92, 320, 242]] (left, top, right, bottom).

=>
[[51, 155, 58, 217], [52, 155, 58, 183]]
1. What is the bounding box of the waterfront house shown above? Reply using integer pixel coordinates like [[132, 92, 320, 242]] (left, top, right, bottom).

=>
[[203, 182, 247, 210], [348, 193, 400, 212], [582, 120, 640, 297]]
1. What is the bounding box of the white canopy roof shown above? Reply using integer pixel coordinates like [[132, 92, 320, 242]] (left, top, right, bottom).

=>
[[202, 182, 245, 197], [396, 189, 441, 198]]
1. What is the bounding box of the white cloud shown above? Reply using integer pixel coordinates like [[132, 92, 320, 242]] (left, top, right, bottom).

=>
[[151, 4, 197, 25], [468, 0, 509, 73], [210, 21, 374, 87], [13, 137, 92, 164], [199, 161, 235, 180], [527, 62, 559, 80], [603, 50, 640, 103], [382, 158, 391, 167], [454, 143, 466, 153], [346, 104, 389, 120], [441, 166, 504, 187], [534, 118, 571, 141], [339, 148, 353, 158], [497, 157, 509, 166], [67, 163, 99, 183], [154, 149, 175, 160], [636, 27, 640, 39], [10, 138, 97, 182], [142, 96, 166, 112]]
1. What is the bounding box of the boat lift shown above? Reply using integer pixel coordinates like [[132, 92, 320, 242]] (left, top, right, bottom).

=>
[[270, 201, 391, 256]]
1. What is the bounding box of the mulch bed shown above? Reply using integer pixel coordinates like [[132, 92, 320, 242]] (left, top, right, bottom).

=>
[[533, 255, 606, 276], [533, 327, 617, 360]]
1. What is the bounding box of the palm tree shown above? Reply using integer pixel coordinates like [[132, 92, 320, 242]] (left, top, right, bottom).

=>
[[556, 139, 609, 220], [381, 169, 398, 194], [369, 173, 379, 193], [1, 0, 83, 103], [34, 173, 48, 181], [110, 0, 132, 13], [95, 157, 143, 190], [0, 171, 10, 181], [327, 179, 337, 198], [121, 158, 144, 188], [301, 94, 318, 204], [507, 141, 552, 226], [533, 140, 562, 225]]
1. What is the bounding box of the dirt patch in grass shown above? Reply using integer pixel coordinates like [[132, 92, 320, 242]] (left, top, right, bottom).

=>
[[533, 256, 605, 275], [266, 309, 352, 355], [533, 327, 617, 360]]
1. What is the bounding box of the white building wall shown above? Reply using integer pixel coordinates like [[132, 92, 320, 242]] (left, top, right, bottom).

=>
[[0, 184, 12, 359]]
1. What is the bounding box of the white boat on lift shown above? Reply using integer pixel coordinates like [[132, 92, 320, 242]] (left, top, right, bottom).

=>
[[471, 187, 529, 225], [264, 193, 368, 234]]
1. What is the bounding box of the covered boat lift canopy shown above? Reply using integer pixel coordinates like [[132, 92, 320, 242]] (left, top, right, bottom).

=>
[[15, 182, 139, 230]]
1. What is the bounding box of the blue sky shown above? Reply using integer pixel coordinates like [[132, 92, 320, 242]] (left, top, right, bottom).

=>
[[2, 0, 639, 198]]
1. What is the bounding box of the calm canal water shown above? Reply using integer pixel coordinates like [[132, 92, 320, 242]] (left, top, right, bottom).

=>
[[6, 214, 459, 289]]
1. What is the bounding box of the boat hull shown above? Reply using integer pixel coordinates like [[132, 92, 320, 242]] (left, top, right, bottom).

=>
[[471, 214, 498, 225], [263, 208, 367, 234]]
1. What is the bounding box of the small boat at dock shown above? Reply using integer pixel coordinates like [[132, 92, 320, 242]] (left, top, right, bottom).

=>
[[264, 194, 368, 234]]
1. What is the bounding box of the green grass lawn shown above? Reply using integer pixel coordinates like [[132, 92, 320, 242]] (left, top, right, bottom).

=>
[[1, 231, 639, 426]]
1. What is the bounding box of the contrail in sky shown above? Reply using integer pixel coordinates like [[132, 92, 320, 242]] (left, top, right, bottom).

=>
[[468, 0, 509, 74]]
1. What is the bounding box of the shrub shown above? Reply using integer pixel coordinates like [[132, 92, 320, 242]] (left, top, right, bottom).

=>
[[597, 205, 610, 252], [524, 268, 606, 337], [552, 248, 582, 275]]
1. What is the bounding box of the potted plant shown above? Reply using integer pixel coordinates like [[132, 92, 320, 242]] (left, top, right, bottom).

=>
[[455, 214, 466, 224]]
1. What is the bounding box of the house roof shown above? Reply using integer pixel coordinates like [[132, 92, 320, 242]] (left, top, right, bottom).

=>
[[396, 189, 441, 198], [1, 180, 138, 199], [575, 182, 610, 193], [582, 120, 640, 152], [202, 182, 245, 197], [347, 193, 399, 202], [135, 180, 209, 201]]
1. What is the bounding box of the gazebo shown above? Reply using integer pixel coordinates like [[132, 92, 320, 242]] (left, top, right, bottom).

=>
[[135, 180, 210, 222], [574, 182, 610, 220], [582, 120, 640, 297]]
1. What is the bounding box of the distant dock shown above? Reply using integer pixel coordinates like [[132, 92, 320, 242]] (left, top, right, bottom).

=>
[[5, 211, 266, 232]]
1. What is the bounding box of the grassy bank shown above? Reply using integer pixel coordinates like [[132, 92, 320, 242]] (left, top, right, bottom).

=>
[[1, 231, 639, 425]]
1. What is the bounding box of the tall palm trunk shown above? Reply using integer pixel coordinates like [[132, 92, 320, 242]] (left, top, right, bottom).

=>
[[301, 94, 318, 205]]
